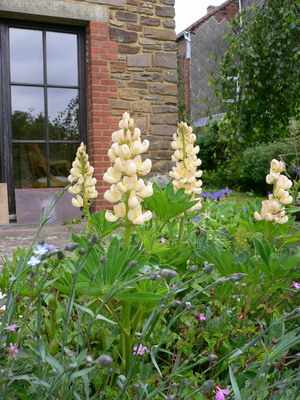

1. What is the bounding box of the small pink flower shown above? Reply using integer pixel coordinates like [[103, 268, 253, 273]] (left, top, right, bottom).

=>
[[291, 281, 300, 290], [195, 313, 206, 321], [133, 344, 148, 356], [9, 343, 19, 360], [159, 237, 165, 243], [6, 323, 17, 332], [215, 386, 231, 400], [238, 313, 244, 319]]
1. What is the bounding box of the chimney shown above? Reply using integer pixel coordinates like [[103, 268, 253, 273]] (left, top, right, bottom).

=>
[[207, 5, 217, 13]]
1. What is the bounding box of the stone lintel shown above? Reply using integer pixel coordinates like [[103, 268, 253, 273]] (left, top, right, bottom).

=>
[[0, 0, 109, 23]]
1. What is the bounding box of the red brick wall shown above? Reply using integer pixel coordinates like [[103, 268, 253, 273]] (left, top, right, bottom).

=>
[[86, 22, 118, 210]]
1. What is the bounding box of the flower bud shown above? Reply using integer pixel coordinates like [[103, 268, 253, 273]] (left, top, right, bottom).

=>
[[96, 354, 113, 367], [158, 269, 179, 279], [208, 354, 218, 362], [203, 263, 214, 274], [64, 243, 79, 251]]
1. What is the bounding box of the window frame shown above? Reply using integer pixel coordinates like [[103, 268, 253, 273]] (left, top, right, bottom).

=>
[[0, 19, 86, 214]]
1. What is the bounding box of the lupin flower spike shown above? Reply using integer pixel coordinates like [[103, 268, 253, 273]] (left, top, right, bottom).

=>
[[169, 122, 202, 212], [254, 158, 293, 224], [68, 143, 98, 223], [103, 112, 153, 225]]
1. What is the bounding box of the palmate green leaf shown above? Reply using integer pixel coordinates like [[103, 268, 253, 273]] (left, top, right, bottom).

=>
[[253, 237, 273, 266], [146, 183, 197, 221], [90, 210, 121, 238]]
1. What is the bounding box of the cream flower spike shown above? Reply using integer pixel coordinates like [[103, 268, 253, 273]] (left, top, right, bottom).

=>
[[104, 112, 153, 225], [255, 159, 293, 224], [169, 122, 202, 212], [68, 142, 98, 208]]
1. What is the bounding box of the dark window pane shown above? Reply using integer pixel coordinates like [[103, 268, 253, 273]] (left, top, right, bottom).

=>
[[48, 88, 79, 140], [49, 143, 78, 188], [13, 143, 46, 188], [47, 32, 78, 86], [11, 86, 45, 140], [9, 28, 43, 84]]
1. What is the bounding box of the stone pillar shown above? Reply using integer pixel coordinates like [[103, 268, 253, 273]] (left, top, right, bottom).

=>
[[0, 183, 9, 224], [108, 0, 178, 174]]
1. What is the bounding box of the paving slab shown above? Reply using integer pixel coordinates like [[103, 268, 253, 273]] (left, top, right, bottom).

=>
[[0, 223, 84, 268]]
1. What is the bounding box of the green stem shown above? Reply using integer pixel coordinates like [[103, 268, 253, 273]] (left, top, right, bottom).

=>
[[264, 222, 271, 241], [122, 301, 131, 376], [178, 215, 186, 243], [125, 223, 131, 248], [83, 197, 91, 232]]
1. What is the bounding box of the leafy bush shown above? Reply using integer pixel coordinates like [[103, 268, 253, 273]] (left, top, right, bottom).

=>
[[197, 122, 299, 194]]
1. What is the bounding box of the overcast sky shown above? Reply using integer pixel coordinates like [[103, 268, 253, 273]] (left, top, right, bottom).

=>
[[175, 0, 226, 33]]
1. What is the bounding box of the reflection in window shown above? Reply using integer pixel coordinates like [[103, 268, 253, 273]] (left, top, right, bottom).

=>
[[49, 143, 77, 187], [10, 28, 44, 84], [48, 89, 79, 140], [47, 32, 78, 86], [11, 86, 45, 140], [13, 143, 46, 188]]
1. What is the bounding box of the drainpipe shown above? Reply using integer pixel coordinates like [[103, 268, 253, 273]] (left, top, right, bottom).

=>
[[184, 31, 191, 59], [238, 0, 242, 27]]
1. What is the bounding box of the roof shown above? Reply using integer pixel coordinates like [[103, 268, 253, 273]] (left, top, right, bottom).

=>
[[176, 0, 237, 40]]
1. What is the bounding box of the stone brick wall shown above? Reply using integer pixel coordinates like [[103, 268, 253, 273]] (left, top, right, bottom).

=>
[[107, 0, 178, 174]]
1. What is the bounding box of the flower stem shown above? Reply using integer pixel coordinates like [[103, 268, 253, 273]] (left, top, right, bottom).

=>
[[125, 223, 131, 248], [122, 301, 131, 375], [178, 215, 186, 243]]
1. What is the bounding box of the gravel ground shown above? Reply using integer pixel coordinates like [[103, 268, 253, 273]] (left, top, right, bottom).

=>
[[0, 223, 84, 268]]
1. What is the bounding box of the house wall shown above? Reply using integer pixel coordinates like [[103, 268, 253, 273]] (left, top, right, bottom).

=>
[[0, 0, 178, 213], [189, 0, 238, 123], [177, 0, 238, 123], [190, 16, 233, 122]]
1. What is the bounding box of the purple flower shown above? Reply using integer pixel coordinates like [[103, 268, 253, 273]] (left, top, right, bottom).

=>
[[201, 192, 212, 199], [195, 313, 206, 321], [215, 386, 231, 400], [292, 167, 300, 175], [133, 344, 148, 355], [159, 237, 165, 244], [6, 323, 17, 332], [34, 243, 57, 256], [27, 256, 40, 266], [9, 343, 19, 360], [291, 281, 300, 290], [193, 217, 200, 222]]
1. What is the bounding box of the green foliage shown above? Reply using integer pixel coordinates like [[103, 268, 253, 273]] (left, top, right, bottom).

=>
[[0, 181, 299, 399], [198, 128, 299, 193], [215, 0, 300, 146]]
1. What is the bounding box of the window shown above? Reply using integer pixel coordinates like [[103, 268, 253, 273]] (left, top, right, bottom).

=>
[[0, 21, 86, 213]]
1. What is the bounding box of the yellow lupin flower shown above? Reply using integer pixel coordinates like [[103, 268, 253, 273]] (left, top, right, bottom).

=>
[[169, 122, 202, 212], [254, 159, 293, 224], [103, 112, 153, 225], [68, 142, 98, 208]]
